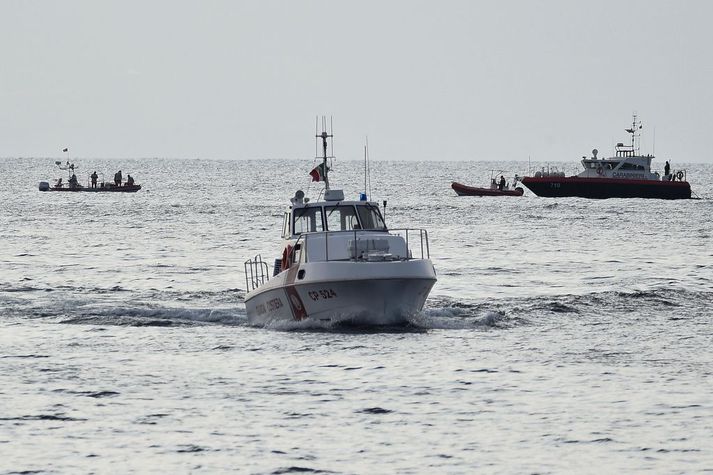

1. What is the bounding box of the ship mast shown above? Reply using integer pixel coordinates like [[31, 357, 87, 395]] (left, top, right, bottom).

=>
[[315, 116, 334, 191], [625, 113, 643, 155]]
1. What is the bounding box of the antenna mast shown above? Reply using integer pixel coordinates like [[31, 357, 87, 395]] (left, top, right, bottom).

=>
[[366, 136, 372, 200], [364, 143, 368, 199], [315, 116, 334, 191], [624, 113, 643, 155]]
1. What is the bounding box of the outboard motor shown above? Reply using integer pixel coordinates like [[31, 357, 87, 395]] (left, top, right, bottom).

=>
[[38, 181, 50, 191]]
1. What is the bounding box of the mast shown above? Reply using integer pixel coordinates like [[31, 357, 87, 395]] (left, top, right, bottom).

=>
[[364, 143, 367, 198], [315, 116, 333, 191], [625, 113, 643, 156]]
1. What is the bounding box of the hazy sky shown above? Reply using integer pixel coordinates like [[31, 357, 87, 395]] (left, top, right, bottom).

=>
[[2, 0, 712, 162]]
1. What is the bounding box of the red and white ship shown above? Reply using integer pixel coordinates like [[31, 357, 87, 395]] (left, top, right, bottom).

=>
[[521, 115, 691, 200], [242, 120, 437, 326]]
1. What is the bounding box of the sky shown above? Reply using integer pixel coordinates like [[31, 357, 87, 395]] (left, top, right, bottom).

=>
[[2, 0, 712, 163]]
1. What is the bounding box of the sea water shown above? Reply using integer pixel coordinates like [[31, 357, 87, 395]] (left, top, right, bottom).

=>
[[1, 157, 712, 473]]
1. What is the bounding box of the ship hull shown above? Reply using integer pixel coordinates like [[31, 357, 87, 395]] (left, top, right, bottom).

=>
[[42, 185, 142, 193], [451, 182, 524, 197], [521, 177, 691, 199], [245, 260, 437, 327]]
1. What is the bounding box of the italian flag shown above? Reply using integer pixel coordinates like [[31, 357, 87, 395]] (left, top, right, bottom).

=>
[[310, 163, 328, 182]]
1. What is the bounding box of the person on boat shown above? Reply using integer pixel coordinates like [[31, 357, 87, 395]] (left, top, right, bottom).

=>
[[69, 173, 79, 188], [126, 174, 134, 186], [498, 175, 506, 190], [664, 161, 671, 180], [114, 170, 122, 186], [491, 178, 497, 189], [91, 171, 98, 188]]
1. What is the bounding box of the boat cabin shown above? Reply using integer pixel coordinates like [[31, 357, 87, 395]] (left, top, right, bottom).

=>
[[576, 133, 661, 182], [579, 149, 658, 180], [283, 200, 387, 238], [279, 193, 415, 264], [576, 115, 669, 181]]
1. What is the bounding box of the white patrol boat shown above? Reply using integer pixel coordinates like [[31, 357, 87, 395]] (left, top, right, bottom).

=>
[[243, 123, 437, 326]]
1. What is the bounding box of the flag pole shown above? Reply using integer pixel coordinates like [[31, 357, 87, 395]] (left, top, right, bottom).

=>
[[364, 142, 367, 199]]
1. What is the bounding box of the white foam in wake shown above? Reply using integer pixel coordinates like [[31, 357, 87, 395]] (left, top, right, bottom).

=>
[[409, 308, 504, 329]]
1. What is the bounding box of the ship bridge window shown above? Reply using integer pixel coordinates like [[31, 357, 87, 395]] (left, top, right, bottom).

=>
[[325, 205, 359, 231], [293, 207, 324, 234], [619, 163, 645, 171], [356, 204, 387, 230]]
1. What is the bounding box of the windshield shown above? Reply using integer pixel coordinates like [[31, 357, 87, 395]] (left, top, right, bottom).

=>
[[293, 207, 324, 234], [324, 205, 359, 231], [356, 204, 387, 230]]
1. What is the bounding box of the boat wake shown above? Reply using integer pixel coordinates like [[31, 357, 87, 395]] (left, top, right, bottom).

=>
[[0, 284, 247, 327], [410, 308, 506, 329], [257, 298, 514, 332], [57, 306, 245, 327], [2, 284, 709, 330], [263, 318, 426, 333]]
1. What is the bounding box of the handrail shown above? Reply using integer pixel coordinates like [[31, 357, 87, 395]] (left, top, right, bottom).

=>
[[245, 228, 431, 293], [292, 228, 430, 264], [243, 255, 271, 292], [666, 169, 687, 182]]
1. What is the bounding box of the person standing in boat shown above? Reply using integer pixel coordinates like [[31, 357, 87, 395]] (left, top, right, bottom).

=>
[[114, 170, 122, 186], [91, 171, 98, 188], [126, 174, 134, 187], [499, 175, 506, 190], [69, 173, 79, 188], [664, 160, 671, 180]]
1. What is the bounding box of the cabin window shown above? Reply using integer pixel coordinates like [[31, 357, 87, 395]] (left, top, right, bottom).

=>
[[293, 207, 324, 234], [356, 205, 387, 230], [324, 205, 359, 231], [619, 163, 645, 171], [281, 212, 290, 238]]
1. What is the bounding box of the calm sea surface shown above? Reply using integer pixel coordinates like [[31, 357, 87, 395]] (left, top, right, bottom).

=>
[[1, 157, 712, 474]]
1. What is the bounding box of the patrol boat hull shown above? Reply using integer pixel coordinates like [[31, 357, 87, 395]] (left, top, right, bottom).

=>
[[521, 176, 691, 200], [245, 260, 437, 326]]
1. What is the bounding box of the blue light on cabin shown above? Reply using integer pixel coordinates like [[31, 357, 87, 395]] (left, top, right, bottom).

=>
[[359, 192, 367, 201]]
